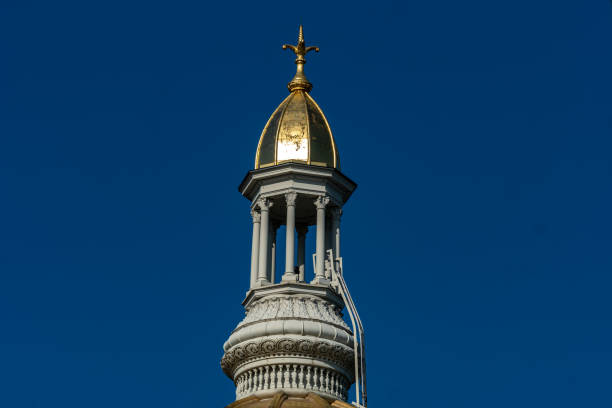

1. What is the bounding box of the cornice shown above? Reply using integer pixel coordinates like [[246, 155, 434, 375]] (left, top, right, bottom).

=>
[[238, 163, 357, 204], [242, 282, 344, 309]]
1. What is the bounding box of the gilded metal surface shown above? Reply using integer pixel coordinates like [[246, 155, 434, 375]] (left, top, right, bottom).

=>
[[254, 26, 339, 170], [255, 94, 291, 168], [304, 92, 338, 169], [277, 92, 309, 163], [283, 25, 319, 93]]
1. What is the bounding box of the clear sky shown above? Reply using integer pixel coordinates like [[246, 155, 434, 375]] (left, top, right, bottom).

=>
[[1, 1, 611, 407]]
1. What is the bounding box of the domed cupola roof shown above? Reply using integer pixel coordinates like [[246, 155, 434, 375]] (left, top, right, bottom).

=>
[[255, 26, 339, 170]]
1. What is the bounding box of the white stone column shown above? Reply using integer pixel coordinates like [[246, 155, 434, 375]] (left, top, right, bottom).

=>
[[331, 208, 341, 259], [312, 195, 330, 285], [297, 225, 307, 282], [282, 192, 298, 282], [249, 209, 261, 289], [325, 216, 331, 251], [256, 198, 273, 286], [324, 217, 333, 280], [269, 224, 277, 283]]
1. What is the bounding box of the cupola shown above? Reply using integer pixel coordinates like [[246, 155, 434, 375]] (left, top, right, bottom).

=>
[[222, 27, 367, 408], [255, 26, 339, 169]]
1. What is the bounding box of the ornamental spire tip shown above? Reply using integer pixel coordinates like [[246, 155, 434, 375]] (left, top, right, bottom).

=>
[[282, 25, 319, 93]]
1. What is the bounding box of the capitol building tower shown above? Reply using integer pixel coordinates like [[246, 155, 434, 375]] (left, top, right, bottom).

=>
[[222, 27, 367, 408]]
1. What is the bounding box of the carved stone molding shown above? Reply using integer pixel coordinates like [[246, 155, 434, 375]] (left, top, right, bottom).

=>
[[237, 295, 349, 331], [257, 197, 274, 211], [221, 288, 355, 403], [314, 195, 330, 210], [285, 192, 298, 207], [221, 336, 354, 378]]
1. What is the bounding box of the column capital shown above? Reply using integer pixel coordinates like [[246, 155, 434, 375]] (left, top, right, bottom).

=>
[[250, 209, 261, 223], [314, 195, 330, 210], [330, 207, 342, 219], [285, 192, 298, 206], [256, 197, 274, 211]]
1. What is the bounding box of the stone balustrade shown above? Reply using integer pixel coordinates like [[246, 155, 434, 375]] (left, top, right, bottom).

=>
[[235, 363, 349, 401]]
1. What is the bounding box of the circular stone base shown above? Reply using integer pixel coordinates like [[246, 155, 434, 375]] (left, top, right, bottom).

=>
[[225, 392, 356, 408]]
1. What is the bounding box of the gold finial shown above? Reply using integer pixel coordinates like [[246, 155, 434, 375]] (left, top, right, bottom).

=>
[[282, 25, 319, 93]]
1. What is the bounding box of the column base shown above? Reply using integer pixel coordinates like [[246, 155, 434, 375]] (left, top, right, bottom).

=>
[[310, 276, 330, 286], [253, 279, 271, 288], [281, 272, 299, 283]]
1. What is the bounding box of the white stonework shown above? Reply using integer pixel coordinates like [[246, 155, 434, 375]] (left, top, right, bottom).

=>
[[224, 163, 358, 402], [235, 296, 349, 330], [239, 163, 356, 209], [222, 284, 355, 401], [235, 363, 349, 401]]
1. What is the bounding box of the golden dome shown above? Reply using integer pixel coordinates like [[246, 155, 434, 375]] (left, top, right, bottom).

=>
[[255, 90, 339, 169], [226, 392, 356, 408], [254, 26, 339, 170]]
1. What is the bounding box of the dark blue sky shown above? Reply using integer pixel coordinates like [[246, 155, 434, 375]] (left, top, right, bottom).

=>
[[1, 1, 611, 407]]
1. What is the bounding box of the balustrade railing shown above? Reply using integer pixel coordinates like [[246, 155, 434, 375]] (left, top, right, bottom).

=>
[[235, 364, 349, 400]]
